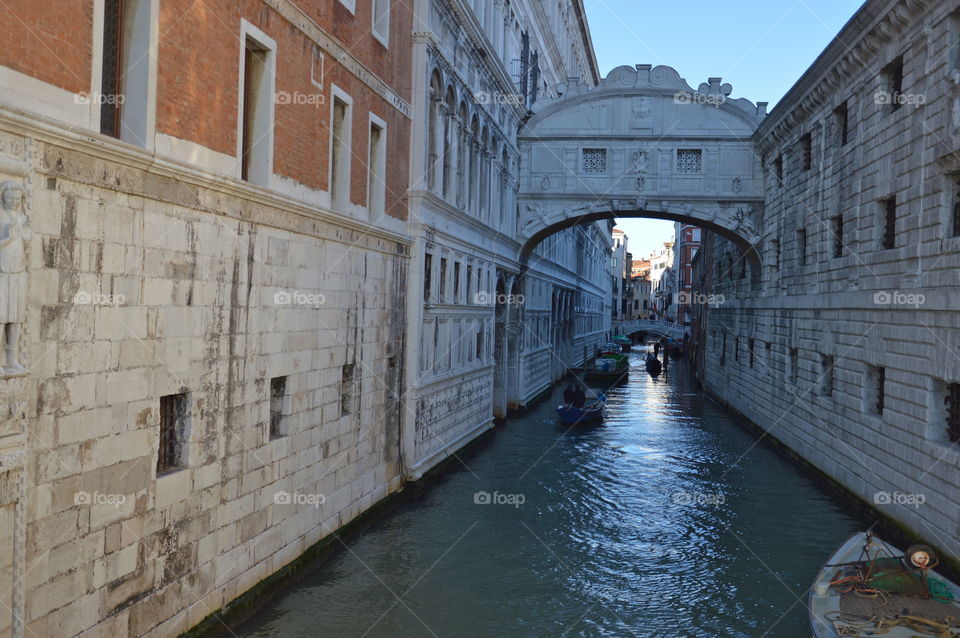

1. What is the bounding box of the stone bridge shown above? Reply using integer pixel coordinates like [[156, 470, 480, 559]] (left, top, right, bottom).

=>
[[517, 64, 768, 268], [617, 319, 685, 340]]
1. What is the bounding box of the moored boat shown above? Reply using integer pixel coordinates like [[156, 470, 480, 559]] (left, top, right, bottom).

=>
[[556, 392, 607, 425], [612, 335, 632, 352], [810, 531, 960, 637], [586, 353, 629, 380]]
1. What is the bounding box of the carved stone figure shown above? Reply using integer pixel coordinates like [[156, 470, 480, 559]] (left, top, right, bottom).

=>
[[631, 150, 648, 173], [0, 181, 29, 375]]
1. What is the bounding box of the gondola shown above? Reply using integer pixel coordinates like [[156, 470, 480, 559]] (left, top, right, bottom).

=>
[[645, 354, 662, 375], [556, 392, 607, 425], [810, 531, 960, 637]]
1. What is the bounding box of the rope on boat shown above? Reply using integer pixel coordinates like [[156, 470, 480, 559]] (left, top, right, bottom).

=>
[[826, 610, 960, 637]]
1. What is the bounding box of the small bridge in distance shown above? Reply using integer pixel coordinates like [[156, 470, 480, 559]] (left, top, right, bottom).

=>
[[617, 319, 686, 340]]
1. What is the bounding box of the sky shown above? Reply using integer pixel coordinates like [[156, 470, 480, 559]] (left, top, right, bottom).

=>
[[582, 0, 865, 260]]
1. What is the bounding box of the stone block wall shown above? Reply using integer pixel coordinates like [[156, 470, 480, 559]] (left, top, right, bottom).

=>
[[0, 124, 408, 637], [699, 0, 960, 560]]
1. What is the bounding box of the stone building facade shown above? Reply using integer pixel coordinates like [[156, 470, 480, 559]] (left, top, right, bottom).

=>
[[0, 1, 413, 635], [696, 0, 960, 563], [0, 0, 615, 635], [403, 0, 605, 478]]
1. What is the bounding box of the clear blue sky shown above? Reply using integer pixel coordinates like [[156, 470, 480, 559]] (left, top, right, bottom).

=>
[[583, 0, 865, 259]]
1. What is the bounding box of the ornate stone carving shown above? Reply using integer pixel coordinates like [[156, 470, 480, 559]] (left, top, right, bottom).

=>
[[732, 177, 743, 193], [541, 175, 551, 191], [0, 181, 29, 377], [631, 150, 648, 173], [636, 176, 646, 192]]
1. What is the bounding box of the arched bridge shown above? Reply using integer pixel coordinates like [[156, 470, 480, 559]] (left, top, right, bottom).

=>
[[618, 319, 685, 340], [517, 64, 768, 267]]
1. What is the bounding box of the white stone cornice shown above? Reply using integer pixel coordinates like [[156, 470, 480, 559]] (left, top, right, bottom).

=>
[[756, 0, 931, 151]]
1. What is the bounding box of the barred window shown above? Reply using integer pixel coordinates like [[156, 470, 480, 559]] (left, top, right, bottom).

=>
[[158, 393, 189, 474], [882, 197, 897, 249], [676, 149, 702, 174], [582, 149, 607, 173], [270, 377, 287, 439], [946, 383, 960, 443]]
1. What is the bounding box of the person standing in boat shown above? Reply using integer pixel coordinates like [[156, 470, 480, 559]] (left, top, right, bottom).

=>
[[572, 386, 586, 408]]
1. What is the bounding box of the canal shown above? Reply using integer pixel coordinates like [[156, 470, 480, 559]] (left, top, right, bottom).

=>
[[231, 351, 865, 637]]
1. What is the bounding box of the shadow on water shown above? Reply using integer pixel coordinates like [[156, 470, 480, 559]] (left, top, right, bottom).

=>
[[227, 349, 875, 638]]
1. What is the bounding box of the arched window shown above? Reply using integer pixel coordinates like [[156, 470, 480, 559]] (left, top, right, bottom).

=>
[[442, 87, 456, 199], [427, 71, 443, 192]]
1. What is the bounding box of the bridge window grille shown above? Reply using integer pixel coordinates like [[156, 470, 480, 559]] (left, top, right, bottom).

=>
[[952, 177, 960, 237], [801, 134, 812, 171], [945, 383, 960, 443], [582, 149, 607, 173], [882, 197, 897, 249], [832, 214, 844, 258], [158, 393, 189, 474], [676, 149, 702, 174]]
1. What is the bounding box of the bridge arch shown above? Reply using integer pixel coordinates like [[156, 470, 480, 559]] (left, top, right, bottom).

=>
[[517, 64, 769, 269]]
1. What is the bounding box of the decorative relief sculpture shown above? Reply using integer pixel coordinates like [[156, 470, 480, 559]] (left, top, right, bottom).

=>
[[636, 176, 646, 192], [631, 150, 648, 173], [731, 177, 742, 193], [541, 175, 552, 191], [630, 97, 653, 129], [0, 181, 29, 376]]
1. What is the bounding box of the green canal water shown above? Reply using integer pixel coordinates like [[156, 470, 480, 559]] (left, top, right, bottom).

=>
[[230, 352, 866, 637]]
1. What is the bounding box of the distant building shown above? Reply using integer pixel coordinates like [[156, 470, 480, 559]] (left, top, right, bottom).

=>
[[673, 224, 702, 327]]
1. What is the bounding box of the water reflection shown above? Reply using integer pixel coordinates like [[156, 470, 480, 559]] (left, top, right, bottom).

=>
[[232, 353, 863, 638]]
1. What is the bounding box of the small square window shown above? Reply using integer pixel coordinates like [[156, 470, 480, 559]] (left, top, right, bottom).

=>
[[676, 149, 702, 174], [582, 149, 607, 173]]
